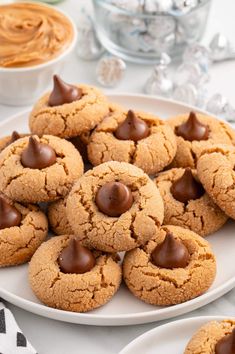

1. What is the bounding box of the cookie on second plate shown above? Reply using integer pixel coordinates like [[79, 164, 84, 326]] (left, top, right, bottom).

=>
[[0, 195, 48, 267], [48, 196, 73, 235], [123, 225, 216, 306], [184, 319, 235, 354], [0, 135, 84, 203], [155, 168, 228, 236], [87, 109, 177, 175], [67, 161, 164, 252], [197, 144, 235, 220], [168, 111, 235, 168], [29, 236, 122, 312], [29, 75, 109, 138]]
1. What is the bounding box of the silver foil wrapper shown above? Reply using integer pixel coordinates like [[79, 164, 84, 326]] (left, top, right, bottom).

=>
[[96, 55, 126, 87]]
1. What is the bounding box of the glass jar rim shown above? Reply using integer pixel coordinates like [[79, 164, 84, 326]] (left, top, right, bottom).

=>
[[93, 0, 212, 18]]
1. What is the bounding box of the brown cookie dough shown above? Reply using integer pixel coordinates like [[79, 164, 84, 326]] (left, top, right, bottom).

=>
[[87, 110, 177, 175], [168, 113, 235, 168], [155, 168, 228, 236], [0, 135, 84, 203], [66, 161, 164, 252], [29, 235, 122, 312], [48, 196, 73, 235], [29, 84, 109, 138], [184, 319, 235, 354], [0, 132, 29, 152], [0, 200, 48, 267], [197, 144, 235, 220], [123, 225, 216, 306]]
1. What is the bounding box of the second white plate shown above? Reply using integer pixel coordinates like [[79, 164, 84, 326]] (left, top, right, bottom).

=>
[[0, 94, 234, 326], [119, 316, 233, 354]]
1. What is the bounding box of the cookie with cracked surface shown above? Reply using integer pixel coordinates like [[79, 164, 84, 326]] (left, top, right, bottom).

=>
[[0, 131, 29, 153], [155, 168, 228, 236], [184, 319, 235, 354], [29, 235, 122, 312], [87, 109, 177, 175], [197, 144, 235, 220], [66, 161, 164, 252], [0, 197, 48, 267], [123, 225, 216, 306], [29, 84, 109, 138], [0, 135, 84, 203], [48, 196, 73, 235], [168, 112, 235, 168]]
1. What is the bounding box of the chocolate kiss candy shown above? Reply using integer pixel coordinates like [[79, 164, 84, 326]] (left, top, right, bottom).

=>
[[0, 196, 22, 230], [115, 110, 150, 142], [215, 328, 235, 354], [9, 131, 21, 144], [151, 232, 190, 269], [95, 181, 133, 217], [170, 168, 205, 203], [175, 112, 209, 141], [48, 75, 82, 107], [21, 136, 56, 169], [58, 239, 96, 274]]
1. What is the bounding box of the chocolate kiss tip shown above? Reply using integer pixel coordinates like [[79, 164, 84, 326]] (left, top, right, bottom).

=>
[[0, 196, 22, 230], [151, 232, 190, 269], [95, 181, 133, 217], [10, 131, 21, 143], [115, 109, 150, 142], [175, 111, 209, 142], [48, 75, 82, 107], [170, 168, 205, 204], [58, 239, 96, 274], [21, 136, 56, 169]]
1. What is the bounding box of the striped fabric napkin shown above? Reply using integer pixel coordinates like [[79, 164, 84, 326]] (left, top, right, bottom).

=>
[[0, 302, 37, 354]]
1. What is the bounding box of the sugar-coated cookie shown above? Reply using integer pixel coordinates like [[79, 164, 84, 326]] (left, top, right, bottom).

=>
[[197, 144, 235, 220], [0, 196, 48, 267], [48, 196, 73, 236], [155, 168, 228, 236], [168, 112, 235, 168], [123, 225, 216, 306], [67, 161, 164, 252], [88, 109, 177, 175], [29, 236, 122, 312], [29, 76, 109, 138], [184, 319, 235, 354], [0, 135, 84, 203], [0, 131, 28, 152]]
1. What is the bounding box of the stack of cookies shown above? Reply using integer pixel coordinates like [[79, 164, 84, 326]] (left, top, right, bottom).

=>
[[1, 75, 235, 313]]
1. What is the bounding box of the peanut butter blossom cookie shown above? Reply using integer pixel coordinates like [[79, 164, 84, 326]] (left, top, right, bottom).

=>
[[0, 131, 29, 152], [29, 236, 122, 312], [197, 144, 235, 220], [123, 225, 216, 306], [168, 112, 235, 168], [155, 168, 228, 236], [0, 135, 84, 203], [0, 195, 48, 267], [66, 161, 164, 252], [87, 109, 177, 175], [48, 196, 73, 236], [29, 75, 109, 138], [184, 319, 235, 354]]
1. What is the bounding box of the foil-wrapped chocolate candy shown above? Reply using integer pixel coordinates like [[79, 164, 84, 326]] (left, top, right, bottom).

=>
[[144, 0, 173, 13], [76, 15, 104, 61], [96, 55, 126, 87], [206, 93, 228, 116], [145, 53, 173, 97], [174, 61, 209, 87], [173, 83, 200, 106], [209, 33, 235, 62], [183, 44, 212, 72]]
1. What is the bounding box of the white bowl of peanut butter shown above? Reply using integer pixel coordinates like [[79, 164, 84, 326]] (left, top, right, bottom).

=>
[[0, 2, 77, 106]]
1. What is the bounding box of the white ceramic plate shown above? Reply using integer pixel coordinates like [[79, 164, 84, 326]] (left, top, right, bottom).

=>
[[0, 94, 235, 326], [119, 316, 234, 354]]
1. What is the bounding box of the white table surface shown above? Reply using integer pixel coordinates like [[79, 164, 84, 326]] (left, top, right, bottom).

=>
[[0, 0, 235, 353]]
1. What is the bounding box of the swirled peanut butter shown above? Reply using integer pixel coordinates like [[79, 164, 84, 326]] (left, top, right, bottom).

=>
[[0, 3, 74, 68]]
